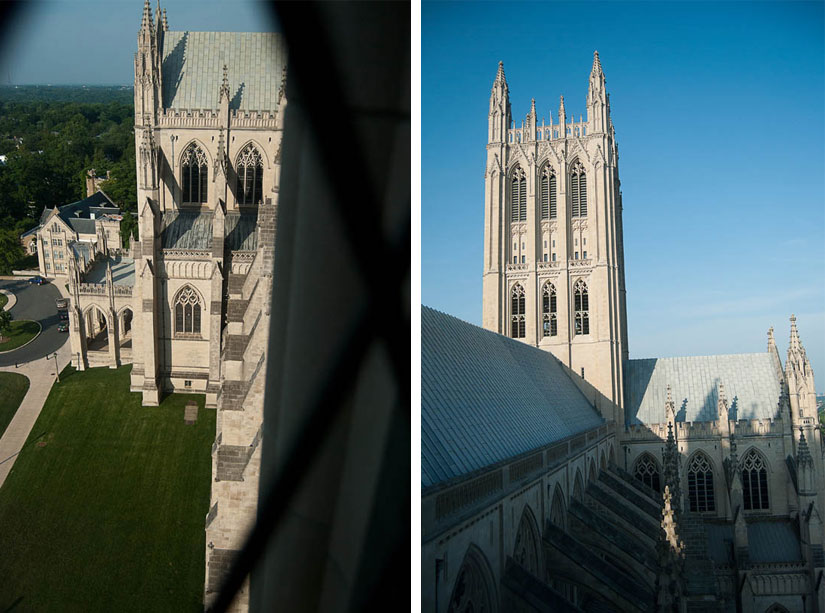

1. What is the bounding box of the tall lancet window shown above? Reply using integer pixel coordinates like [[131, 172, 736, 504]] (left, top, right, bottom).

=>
[[511, 283, 525, 339], [174, 286, 202, 336], [181, 143, 208, 204], [633, 454, 661, 492], [540, 165, 557, 220], [742, 449, 769, 510], [542, 282, 557, 337], [687, 452, 715, 512], [510, 166, 527, 222], [236, 143, 264, 206], [573, 279, 589, 335], [570, 161, 587, 218]]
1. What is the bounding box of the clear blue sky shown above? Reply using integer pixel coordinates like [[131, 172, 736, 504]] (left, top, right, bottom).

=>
[[0, 0, 277, 85], [422, 1, 825, 391]]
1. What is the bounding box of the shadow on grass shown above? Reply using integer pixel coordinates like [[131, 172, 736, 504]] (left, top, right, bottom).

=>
[[0, 431, 47, 467], [2, 596, 24, 612]]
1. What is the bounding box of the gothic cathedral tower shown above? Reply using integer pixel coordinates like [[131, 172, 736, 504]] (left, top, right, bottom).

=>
[[482, 53, 628, 423]]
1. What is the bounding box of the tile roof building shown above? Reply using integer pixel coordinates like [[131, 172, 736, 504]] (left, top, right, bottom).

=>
[[61, 3, 286, 610], [423, 53, 825, 612]]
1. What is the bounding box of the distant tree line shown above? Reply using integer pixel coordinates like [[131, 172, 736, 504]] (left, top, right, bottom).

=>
[[0, 87, 138, 272]]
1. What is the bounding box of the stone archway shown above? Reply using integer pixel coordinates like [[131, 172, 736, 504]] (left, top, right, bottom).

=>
[[118, 307, 133, 348], [513, 505, 542, 577], [84, 304, 110, 352], [447, 545, 497, 613]]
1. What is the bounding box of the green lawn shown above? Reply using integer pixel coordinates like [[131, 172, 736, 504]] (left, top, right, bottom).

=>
[[0, 372, 29, 438], [0, 320, 41, 352], [0, 292, 8, 310], [0, 365, 215, 612]]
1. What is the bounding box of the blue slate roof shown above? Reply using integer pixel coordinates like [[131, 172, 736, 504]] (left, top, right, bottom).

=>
[[625, 354, 782, 426], [39, 191, 120, 236], [225, 212, 258, 251], [161, 31, 286, 111], [748, 520, 802, 563], [161, 211, 213, 249], [83, 256, 135, 287], [703, 520, 801, 563], [422, 306, 604, 489]]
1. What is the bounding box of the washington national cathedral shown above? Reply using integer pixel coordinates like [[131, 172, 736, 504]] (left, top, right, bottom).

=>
[[53, 2, 285, 609], [422, 53, 825, 612]]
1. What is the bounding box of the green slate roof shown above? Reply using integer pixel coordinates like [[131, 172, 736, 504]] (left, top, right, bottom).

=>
[[625, 353, 782, 426], [161, 31, 286, 111], [422, 306, 604, 489]]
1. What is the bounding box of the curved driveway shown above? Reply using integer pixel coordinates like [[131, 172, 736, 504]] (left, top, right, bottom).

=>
[[0, 279, 68, 366]]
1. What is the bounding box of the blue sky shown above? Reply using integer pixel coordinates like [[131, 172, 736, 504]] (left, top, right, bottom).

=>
[[422, 1, 825, 390], [0, 0, 276, 85]]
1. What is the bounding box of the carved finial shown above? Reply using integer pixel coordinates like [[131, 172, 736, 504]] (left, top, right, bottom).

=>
[[768, 326, 775, 350], [494, 61, 507, 85], [530, 98, 536, 114], [789, 314, 802, 353], [141, 0, 153, 29], [219, 64, 230, 101], [162, 7, 168, 30], [718, 381, 729, 420], [798, 428, 813, 466], [593, 50, 602, 73], [559, 95, 566, 120], [665, 384, 676, 425]]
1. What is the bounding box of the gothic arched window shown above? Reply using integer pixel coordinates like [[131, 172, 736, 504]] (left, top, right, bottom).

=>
[[174, 286, 202, 336], [633, 453, 661, 492], [742, 449, 769, 510], [236, 143, 264, 206], [573, 279, 589, 336], [447, 547, 495, 613], [513, 507, 541, 577], [510, 166, 527, 223], [181, 143, 208, 204], [541, 282, 557, 337], [511, 283, 525, 339], [540, 165, 557, 220], [687, 452, 715, 513], [570, 161, 587, 218]]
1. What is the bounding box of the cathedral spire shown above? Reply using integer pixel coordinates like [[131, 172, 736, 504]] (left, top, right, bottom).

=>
[[587, 50, 608, 133], [767, 326, 775, 352], [717, 381, 728, 422], [141, 0, 153, 31], [788, 314, 804, 357], [488, 61, 511, 144], [665, 384, 676, 425], [162, 7, 168, 31], [559, 95, 566, 121]]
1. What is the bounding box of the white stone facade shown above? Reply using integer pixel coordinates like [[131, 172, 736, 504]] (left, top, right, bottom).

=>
[[432, 54, 825, 612]]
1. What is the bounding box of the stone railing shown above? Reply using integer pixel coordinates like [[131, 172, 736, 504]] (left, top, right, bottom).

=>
[[506, 263, 529, 273], [568, 258, 593, 268], [424, 421, 615, 532], [537, 261, 560, 271], [77, 283, 106, 295], [113, 286, 133, 296], [158, 108, 279, 129], [508, 120, 588, 144], [162, 248, 211, 260]]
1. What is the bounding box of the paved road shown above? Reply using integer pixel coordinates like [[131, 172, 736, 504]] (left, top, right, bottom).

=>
[[0, 279, 69, 366]]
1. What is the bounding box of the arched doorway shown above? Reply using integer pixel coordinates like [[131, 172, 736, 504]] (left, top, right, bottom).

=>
[[119, 308, 133, 348], [84, 304, 110, 353]]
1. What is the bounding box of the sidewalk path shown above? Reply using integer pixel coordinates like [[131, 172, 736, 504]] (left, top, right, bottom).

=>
[[0, 289, 17, 311], [0, 342, 71, 490]]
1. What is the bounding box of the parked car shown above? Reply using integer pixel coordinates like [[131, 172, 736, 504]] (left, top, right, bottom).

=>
[[28, 276, 47, 285], [59, 311, 69, 321], [57, 322, 69, 332], [55, 298, 68, 309]]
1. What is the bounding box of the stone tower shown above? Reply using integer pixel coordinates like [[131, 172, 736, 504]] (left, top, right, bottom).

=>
[[481, 53, 628, 422]]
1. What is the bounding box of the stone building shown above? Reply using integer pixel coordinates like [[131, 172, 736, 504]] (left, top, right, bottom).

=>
[[422, 54, 825, 612], [31, 190, 122, 278], [62, 2, 287, 609]]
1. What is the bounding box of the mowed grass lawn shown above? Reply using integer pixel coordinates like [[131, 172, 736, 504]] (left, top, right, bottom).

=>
[[0, 372, 30, 437], [0, 320, 41, 352], [0, 292, 8, 310], [0, 365, 215, 612]]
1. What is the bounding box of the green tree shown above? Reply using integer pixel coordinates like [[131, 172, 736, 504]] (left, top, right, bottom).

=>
[[0, 310, 12, 344], [0, 229, 24, 275]]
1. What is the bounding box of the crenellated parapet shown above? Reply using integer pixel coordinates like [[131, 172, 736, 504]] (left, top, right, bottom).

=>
[[157, 107, 279, 129]]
